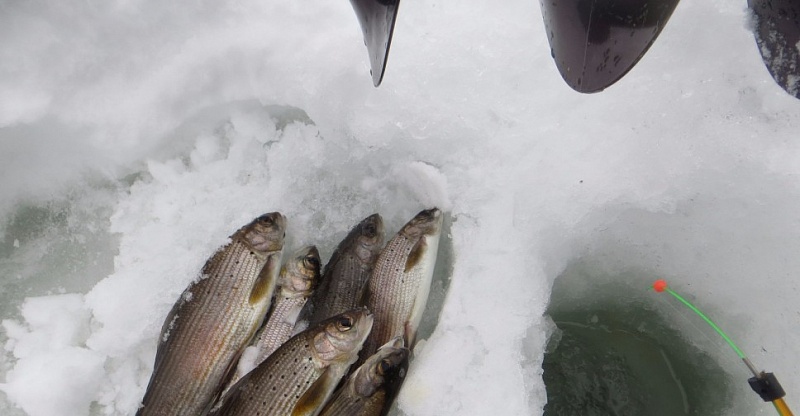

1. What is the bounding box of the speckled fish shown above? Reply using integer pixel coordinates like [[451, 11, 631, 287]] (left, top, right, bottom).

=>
[[306, 214, 384, 325], [319, 336, 408, 416], [361, 208, 442, 360], [137, 212, 286, 416], [229, 245, 321, 387], [212, 308, 374, 416]]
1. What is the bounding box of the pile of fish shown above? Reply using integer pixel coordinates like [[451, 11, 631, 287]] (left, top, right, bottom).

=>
[[136, 208, 443, 416]]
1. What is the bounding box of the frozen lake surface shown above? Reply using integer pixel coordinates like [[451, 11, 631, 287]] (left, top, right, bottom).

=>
[[1, 1, 799, 415]]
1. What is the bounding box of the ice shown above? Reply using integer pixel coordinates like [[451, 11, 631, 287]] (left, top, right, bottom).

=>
[[1, 295, 105, 416], [1, 0, 800, 415]]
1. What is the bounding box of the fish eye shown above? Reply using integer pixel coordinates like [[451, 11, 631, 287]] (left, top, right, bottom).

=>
[[336, 316, 353, 331], [363, 223, 377, 238], [304, 255, 320, 269], [377, 359, 392, 376], [260, 216, 274, 226]]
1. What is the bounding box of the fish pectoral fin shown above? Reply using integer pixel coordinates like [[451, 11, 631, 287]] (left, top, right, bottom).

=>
[[404, 321, 417, 349], [292, 367, 339, 416], [250, 254, 279, 305], [404, 238, 427, 272]]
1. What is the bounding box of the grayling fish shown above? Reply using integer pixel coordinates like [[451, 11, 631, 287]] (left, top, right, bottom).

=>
[[137, 212, 286, 416], [229, 245, 321, 387], [361, 208, 442, 360], [319, 336, 409, 416], [212, 308, 374, 416], [307, 214, 384, 324]]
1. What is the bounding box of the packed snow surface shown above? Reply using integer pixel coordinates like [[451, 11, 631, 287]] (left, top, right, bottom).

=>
[[1, 1, 800, 415]]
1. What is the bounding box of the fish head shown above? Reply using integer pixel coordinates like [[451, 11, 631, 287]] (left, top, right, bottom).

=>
[[353, 336, 409, 397], [401, 208, 443, 239], [240, 212, 286, 254], [312, 308, 374, 365], [280, 245, 321, 296], [355, 214, 385, 264]]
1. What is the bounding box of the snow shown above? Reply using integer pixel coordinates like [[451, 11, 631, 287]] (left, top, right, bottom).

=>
[[1, 295, 105, 416], [1, 0, 800, 415]]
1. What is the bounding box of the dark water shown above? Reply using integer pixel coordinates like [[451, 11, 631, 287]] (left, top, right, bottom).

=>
[[543, 266, 739, 416], [543, 305, 734, 416]]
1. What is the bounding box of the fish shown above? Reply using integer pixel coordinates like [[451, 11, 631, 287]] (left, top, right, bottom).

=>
[[137, 212, 286, 416], [361, 208, 442, 360], [211, 308, 374, 416], [318, 336, 409, 416], [228, 245, 322, 388], [306, 214, 384, 324]]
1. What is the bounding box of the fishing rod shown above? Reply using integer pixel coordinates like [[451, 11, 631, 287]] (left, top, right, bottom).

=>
[[652, 279, 793, 416]]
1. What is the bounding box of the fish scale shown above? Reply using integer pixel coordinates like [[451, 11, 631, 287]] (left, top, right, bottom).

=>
[[319, 337, 408, 416], [321, 388, 386, 416], [220, 336, 319, 415], [308, 214, 384, 325], [364, 236, 417, 357], [312, 254, 370, 321], [213, 309, 373, 416], [255, 295, 308, 360], [362, 209, 441, 362], [251, 246, 321, 365], [138, 214, 284, 416], [142, 241, 276, 415], [224, 246, 321, 393]]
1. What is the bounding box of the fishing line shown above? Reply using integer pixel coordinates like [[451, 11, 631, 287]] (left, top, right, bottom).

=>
[[653, 280, 745, 359], [651, 279, 793, 416], [649, 286, 742, 369]]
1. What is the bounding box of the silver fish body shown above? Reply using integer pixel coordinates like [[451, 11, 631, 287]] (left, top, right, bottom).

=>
[[362, 208, 442, 360], [307, 214, 384, 324], [137, 213, 286, 416], [319, 336, 408, 416], [229, 245, 321, 388], [212, 308, 373, 416]]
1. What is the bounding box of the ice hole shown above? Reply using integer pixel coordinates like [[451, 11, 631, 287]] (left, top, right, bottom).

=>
[[542, 261, 748, 416]]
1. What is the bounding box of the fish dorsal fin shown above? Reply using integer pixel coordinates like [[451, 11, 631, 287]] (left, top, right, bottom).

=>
[[250, 254, 279, 305], [292, 367, 339, 416], [404, 238, 427, 273]]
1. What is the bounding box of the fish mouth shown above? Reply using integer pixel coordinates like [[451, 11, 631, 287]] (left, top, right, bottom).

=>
[[410, 208, 443, 235], [418, 208, 442, 223], [422, 207, 441, 218], [379, 336, 405, 350], [361, 214, 385, 239]]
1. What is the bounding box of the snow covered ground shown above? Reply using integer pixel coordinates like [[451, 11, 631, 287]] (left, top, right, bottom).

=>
[[1, 0, 799, 415]]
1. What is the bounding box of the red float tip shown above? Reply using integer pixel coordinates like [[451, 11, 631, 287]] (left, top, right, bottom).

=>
[[653, 279, 668, 293]]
